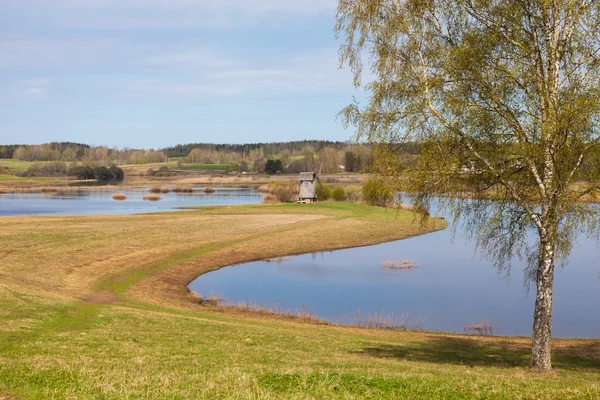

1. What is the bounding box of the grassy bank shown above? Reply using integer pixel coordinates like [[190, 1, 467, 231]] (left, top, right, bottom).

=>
[[1, 203, 599, 398]]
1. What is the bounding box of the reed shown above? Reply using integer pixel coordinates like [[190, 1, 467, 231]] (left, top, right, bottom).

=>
[[172, 186, 193, 193], [142, 194, 162, 201], [216, 300, 325, 324], [464, 320, 494, 336], [203, 186, 215, 193], [39, 187, 59, 193], [353, 311, 426, 330], [112, 193, 127, 201], [381, 260, 418, 270], [149, 187, 162, 193]]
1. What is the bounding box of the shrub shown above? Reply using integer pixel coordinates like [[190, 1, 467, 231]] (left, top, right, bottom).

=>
[[316, 183, 331, 201], [112, 193, 127, 201], [172, 186, 193, 193], [264, 159, 283, 175], [331, 186, 347, 201], [67, 166, 95, 180], [107, 166, 124, 180], [344, 185, 362, 202], [204, 187, 215, 193], [93, 166, 110, 180], [362, 178, 393, 207], [67, 165, 123, 180], [26, 161, 68, 176], [0, 166, 12, 176], [147, 166, 176, 177], [273, 185, 297, 202], [142, 194, 161, 201]]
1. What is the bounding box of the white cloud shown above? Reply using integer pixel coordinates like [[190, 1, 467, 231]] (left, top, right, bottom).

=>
[[43, 0, 336, 14], [4, 0, 337, 30], [0, 0, 352, 100], [125, 47, 352, 98], [24, 87, 49, 100]]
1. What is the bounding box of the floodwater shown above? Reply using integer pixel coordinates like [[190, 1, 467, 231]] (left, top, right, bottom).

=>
[[0, 187, 263, 216], [189, 208, 600, 339]]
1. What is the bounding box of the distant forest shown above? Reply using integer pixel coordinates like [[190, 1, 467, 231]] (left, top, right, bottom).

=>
[[1, 140, 420, 174], [162, 140, 349, 158]]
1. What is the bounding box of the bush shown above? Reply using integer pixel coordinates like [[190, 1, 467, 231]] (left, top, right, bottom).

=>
[[273, 182, 297, 202], [93, 166, 110, 180], [68, 166, 95, 179], [344, 185, 362, 202], [362, 178, 393, 207], [67, 165, 124, 180], [265, 159, 283, 175], [331, 186, 347, 201], [26, 161, 68, 176], [108, 166, 124, 180], [148, 166, 176, 177], [172, 186, 193, 193], [316, 183, 331, 201]]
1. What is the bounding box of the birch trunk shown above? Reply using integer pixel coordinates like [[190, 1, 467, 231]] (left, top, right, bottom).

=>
[[530, 234, 555, 370]]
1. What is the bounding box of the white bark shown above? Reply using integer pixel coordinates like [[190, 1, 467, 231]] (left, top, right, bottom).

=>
[[530, 233, 555, 370]]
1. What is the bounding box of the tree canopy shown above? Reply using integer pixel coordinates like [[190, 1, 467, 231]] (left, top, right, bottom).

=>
[[337, 0, 600, 370]]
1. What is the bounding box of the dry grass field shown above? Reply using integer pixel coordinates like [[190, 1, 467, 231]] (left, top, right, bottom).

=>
[[1, 203, 599, 399]]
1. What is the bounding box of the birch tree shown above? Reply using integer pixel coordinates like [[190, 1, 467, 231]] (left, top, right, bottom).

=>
[[337, 0, 600, 371]]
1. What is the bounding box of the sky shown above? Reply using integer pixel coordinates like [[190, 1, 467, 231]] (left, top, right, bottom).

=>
[[0, 0, 363, 149]]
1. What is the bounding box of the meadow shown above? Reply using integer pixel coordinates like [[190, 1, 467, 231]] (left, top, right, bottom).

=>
[[1, 203, 599, 399]]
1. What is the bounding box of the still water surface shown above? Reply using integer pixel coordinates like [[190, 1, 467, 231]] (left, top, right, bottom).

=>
[[189, 211, 600, 339], [0, 187, 262, 216]]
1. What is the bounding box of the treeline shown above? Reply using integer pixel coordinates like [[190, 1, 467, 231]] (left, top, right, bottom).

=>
[[182, 144, 372, 174], [1, 140, 422, 174], [8, 143, 166, 165], [163, 140, 348, 158]]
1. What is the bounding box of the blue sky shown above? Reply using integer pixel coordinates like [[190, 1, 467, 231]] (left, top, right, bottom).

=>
[[0, 0, 362, 148]]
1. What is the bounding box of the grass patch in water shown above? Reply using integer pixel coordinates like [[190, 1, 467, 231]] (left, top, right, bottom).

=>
[[142, 194, 161, 201], [112, 193, 127, 201]]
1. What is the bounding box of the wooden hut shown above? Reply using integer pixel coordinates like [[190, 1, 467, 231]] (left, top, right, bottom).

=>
[[298, 172, 317, 203]]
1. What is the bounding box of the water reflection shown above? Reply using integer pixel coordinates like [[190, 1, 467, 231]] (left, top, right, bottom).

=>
[[0, 187, 263, 216], [189, 210, 600, 339]]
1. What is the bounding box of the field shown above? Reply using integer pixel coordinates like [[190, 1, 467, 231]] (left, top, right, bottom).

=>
[[0, 159, 36, 173], [179, 163, 230, 171], [1, 203, 599, 398]]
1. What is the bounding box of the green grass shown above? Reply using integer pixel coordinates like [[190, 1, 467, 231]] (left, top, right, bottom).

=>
[[180, 163, 230, 171], [2, 291, 598, 399], [0, 158, 35, 172], [0, 204, 598, 399]]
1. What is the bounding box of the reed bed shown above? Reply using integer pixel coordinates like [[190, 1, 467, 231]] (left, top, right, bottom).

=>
[[172, 186, 193, 193], [142, 194, 162, 201], [112, 193, 127, 201], [220, 301, 324, 324], [353, 311, 426, 330], [381, 260, 418, 270], [257, 181, 298, 203], [203, 186, 215, 194], [464, 320, 494, 336], [39, 187, 59, 193]]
